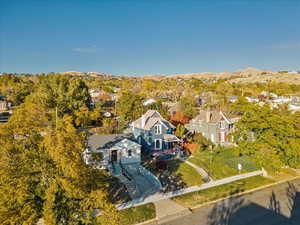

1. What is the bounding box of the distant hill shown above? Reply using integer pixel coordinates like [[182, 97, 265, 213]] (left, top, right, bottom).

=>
[[61, 68, 300, 84]]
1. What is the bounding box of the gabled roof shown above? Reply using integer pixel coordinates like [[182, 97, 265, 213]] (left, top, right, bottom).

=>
[[131, 110, 175, 130], [191, 110, 240, 124], [87, 133, 139, 152]]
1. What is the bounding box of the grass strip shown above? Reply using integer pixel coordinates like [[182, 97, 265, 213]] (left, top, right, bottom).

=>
[[172, 175, 273, 207], [119, 203, 156, 225]]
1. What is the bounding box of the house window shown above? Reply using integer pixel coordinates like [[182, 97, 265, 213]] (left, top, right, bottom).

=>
[[220, 121, 226, 129], [155, 139, 162, 150], [220, 132, 225, 142], [128, 149, 132, 157], [154, 125, 162, 134]]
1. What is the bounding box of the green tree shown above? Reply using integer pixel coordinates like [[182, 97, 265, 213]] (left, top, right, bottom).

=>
[[179, 96, 197, 119], [234, 105, 300, 171], [116, 91, 144, 125], [175, 124, 185, 139]]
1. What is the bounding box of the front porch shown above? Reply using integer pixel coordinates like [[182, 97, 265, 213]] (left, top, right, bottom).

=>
[[149, 145, 183, 158]]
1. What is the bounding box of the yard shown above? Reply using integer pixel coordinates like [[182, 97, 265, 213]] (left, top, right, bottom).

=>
[[172, 175, 273, 208], [119, 203, 156, 225], [144, 159, 204, 192], [188, 148, 259, 180]]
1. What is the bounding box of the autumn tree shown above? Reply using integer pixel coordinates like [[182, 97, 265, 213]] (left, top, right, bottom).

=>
[[171, 110, 189, 125], [0, 102, 119, 225]]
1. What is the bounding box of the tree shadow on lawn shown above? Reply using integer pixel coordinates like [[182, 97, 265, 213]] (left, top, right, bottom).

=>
[[143, 159, 188, 193]]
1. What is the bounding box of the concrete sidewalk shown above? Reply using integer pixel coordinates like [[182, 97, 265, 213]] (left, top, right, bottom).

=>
[[154, 199, 191, 224]]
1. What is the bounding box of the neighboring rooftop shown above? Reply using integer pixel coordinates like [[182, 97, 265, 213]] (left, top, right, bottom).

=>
[[191, 110, 240, 124]]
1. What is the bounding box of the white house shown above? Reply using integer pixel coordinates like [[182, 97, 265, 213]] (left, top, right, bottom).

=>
[[84, 133, 141, 170], [288, 104, 300, 112], [88, 88, 101, 98], [245, 96, 259, 103]]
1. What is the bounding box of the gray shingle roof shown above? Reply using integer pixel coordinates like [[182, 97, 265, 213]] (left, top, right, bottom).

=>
[[87, 133, 138, 152], [191, 110, 240, 124], [131, 110, 175, 130]]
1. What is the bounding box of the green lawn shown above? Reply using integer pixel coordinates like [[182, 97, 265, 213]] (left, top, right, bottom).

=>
[[172, 175, 273, 208], [188, 148, 259, 179], [168, 159, 204, 186], [119, 203, 156, 225], [143, 159, 204, 191]]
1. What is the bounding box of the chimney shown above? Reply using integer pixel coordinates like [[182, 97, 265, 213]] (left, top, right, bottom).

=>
[[141, 114, 145, 128], [206, 110, 211, 122]]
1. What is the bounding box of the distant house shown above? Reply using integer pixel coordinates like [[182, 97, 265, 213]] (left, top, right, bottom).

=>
[[143, 98, 156, 106], [84, 133, 141, 170], [89, 88, 116, 107], [130, 110, 180, 152], [110, 86, 121, 93], [185, 110, 240, 146], [0, 97, 11, 112], [103, 111, 113, 118], [291, 95, 300, 104], [196, 96, 211, 106], [0, 100, 8, 111], [288, 103, 300, 112], [88, 88, 101, 98], [245, 96, 259, 103], [272, 96, 292, 104], [163, 102, 180, 116], [227, 95, 238, 103]]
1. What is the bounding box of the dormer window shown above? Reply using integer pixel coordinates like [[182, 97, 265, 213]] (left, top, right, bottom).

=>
[[154, 125, 162, 134]]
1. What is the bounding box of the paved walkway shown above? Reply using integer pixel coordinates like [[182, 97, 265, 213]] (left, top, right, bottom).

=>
[[124, 164, 161, 198], [183, 160, 213, 182], [154, 199, 191, 223]]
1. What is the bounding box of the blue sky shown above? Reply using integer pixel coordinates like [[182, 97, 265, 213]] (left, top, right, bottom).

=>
[[0, 0, 299, 75]]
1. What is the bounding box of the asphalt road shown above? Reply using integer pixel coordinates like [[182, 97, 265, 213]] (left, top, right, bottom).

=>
[[158, 178, 300, 225]]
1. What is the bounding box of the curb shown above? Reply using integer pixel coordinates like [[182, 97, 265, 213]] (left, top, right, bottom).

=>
[[189, 175, 300, 211], [136, 217, 158, 225], [135, 175, 300, 225]]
